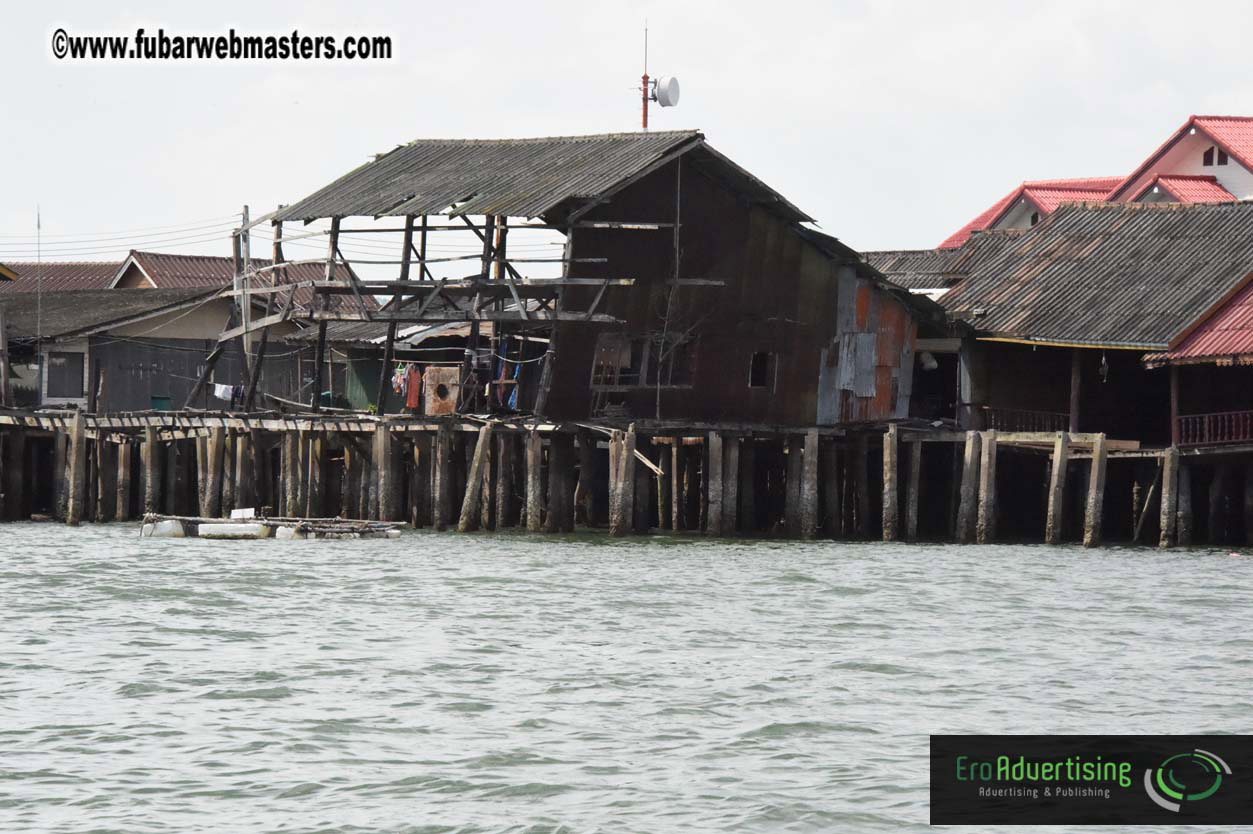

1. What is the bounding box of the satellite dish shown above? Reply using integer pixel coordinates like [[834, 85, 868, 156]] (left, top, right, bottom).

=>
[[654, 76, 680, 108]]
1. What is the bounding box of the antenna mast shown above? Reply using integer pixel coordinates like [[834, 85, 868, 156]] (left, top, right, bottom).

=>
[[641, 23, 649, 130]]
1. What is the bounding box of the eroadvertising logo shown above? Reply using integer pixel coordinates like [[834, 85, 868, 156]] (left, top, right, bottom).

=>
[[930, 735, 1253, 825]]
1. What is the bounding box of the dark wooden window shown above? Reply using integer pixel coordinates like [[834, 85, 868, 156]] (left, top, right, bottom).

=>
[[1030, 211, 1040, 226], [749, 352, 774, 388], [1218, 149, 1229, 166], [592, 333, 696, 389], [1203, 146, 1215, 166], [47, 352, 84, 398]]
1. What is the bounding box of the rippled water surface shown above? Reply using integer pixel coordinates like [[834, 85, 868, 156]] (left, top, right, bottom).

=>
[[2, 523, 1251, 833]]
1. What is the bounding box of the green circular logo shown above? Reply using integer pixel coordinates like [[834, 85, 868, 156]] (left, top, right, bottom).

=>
[[1144, 749, 1231, 812]]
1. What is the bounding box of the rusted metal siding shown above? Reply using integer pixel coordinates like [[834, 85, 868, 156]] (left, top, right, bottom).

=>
[[540, 158, 919, 426]]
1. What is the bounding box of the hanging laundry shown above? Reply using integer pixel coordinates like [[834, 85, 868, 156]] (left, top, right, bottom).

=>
[[391, 363, 407, 396], [405, 364, 422, 411], [212, 383, 233, 401]]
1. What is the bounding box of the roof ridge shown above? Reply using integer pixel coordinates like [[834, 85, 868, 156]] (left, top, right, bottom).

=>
[[1194, 115, 1253, 122], [400, 130, 702, 147]]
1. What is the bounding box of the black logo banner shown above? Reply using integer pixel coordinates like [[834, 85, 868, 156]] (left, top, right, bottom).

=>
[[931, 735, 1253, 825]]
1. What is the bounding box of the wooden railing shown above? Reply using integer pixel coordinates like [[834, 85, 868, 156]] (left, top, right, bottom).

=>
[[1177, 410, 1253, 446], [979, 406, 1069, 433]]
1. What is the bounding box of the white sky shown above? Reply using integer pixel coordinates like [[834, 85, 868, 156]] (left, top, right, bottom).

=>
[[5, 0, 1253, 263]]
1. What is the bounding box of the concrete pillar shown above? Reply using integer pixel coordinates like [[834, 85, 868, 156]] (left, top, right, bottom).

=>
[[905, 439, 922, 541], [784, 434, 803, 537], [976, 430, 997, 544], [1044, 432, 1070, 545], [1159, 447, 1179, 548], [955, 430, 981, 544], [1082, 433, 1107, 548], [723, 435, 740, 535], [706, 432, 724, 536], [800, 429, 820, 540], [881, 426, 899, 542], [66, 413, 88, 526]]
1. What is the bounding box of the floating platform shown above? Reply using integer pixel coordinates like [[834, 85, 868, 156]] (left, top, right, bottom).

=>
[[140, 511, 404, 540]]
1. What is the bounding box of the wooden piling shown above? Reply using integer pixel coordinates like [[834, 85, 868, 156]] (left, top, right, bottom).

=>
[[723, 435, 740, 534], [955, 430, 981, 544], [435, 424, 454, 531], [820, 439, 839, 538], [632, 443, 651, 533], [671, 444, 686, 530], [975, 430, 997, 544], [881, 426, 899, 542], [545, 433, 574, 534], [576, 429, 597, 527], [164, 440, 180, 516], [905, 440, 921, 541], [201, 426, 225, 518], [66, 413, 87, 526], [609, 428, 636, 537], [458, 424, 493, 532], [1177, 462, 1193, 545], [222, 433, 237, 516], [740, 438, 757, 535], [478, 429, 496, 531], [234, 431, 253, 511], [377, 424, 401, 522], [656, 439, 672, 531], [53, 432, 68, 521], [525, 430, 543, 532], [306, 433, 324, 518], [784, 434, 803, 537], [410, 433, 432, 528], [1082, 433, 1107, 548], [4, 429, 25, 521], [706, 432, 724, 536], [1134, 461, 1162, 544], [1159, 447, 1179, 548], [1208, 464, 1229, 545], [1043, 432, 1070, 545], [282, 432, 299, 517], [116, 440, 132, 522], [854, 434, 870, 538], [494, 432, 514, 530]]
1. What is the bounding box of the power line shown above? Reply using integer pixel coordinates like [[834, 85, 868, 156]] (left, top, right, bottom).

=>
[[0, 213, 238, 240]]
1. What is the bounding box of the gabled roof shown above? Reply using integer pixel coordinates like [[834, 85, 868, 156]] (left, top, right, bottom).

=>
[[110, 250, 376, 311], [274, 131, 812, 224], [0, 288, 218, 342], [938, 177, 1121, 249], [1144, 277, 1253, 367], [0, 261, 122, 292], [1134, 174, 1235, 203], [1107, 115, 1253, 201], [940, 200, 1253, 349]]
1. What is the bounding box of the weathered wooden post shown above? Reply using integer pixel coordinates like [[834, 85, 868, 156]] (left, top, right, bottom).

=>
[[1177, 462, 1193, 545], [741, 438, 758, 535], [201, 426, 225, 518], [164, 440, 180, 515], [905, 439, 922, 541], [379, 424, 401, 522], [283, 432, 300, 517], [1082, 433, 1108, 547], [479, 427, 496, 531], [608, 427, 636, 537], [544, 432, 574, 534], [95, 439, 117, 523], [342, 440, 360, 519], [221, 433, 236, 515], [975, 430, 997, 544], [782, 434, 802, 537], [819, 438, 839, 538], [525, 430, 543, 532], [235, 430, 253, 511], [412, 433, 432, 528], [576, 429, 597, 527], [5, 429, 25, 521], [1044, 431, 1070, 545], [1159, 447, 1179, 548], [632, 446, 651, 533], [434, 424, 453, 531], [306, 433, 324, 518], [656, 439, 672, 531], [706, 432, 724, 536], [458, 424, 493, 532], [66, 412, 87, 526], [955, 430, 981, 544], [52, 430, 69, 521], [671, 443, 686, 530], [723, 435, 740, 534], [853, 434, 870, 538], [494, 433, 513, 530], [116, 440, 132, 522], [881, 426, 899, 542]]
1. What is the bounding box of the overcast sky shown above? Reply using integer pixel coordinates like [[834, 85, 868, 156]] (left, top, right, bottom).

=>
[[5, 0, 1253, 263]]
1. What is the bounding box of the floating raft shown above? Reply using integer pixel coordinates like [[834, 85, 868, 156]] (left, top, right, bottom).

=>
[[140, 511, 405, 540]]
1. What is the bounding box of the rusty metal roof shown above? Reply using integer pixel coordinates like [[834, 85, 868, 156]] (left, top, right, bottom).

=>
[[862, 248, 958, 289], [273, 131, 812, 223], [941, 200, 1253, 349], [0, 288, 215, 341], [0, 261, 122, 292]]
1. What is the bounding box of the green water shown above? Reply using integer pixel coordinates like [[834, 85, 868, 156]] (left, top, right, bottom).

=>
[[2, 524, 1250, 832]]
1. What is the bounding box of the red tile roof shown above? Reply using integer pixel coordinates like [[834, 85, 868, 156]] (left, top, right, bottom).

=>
[[1144, 274, 1253, 365], [1139, 174, 1235, 203], [938, 177, 1120, 249], [1107, 115, 1253, 201], [0, 261, 122, 292]]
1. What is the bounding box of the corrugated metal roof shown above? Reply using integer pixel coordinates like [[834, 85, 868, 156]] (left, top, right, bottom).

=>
[[941, 200, 1253, 349], [126, 251, 375, 311], [867, 229, 1024, 290], [274, 131, 812, 224], [0, 261, 122, 292], [1144, 278, 1253, 365], [0, 288, 214, 340]]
